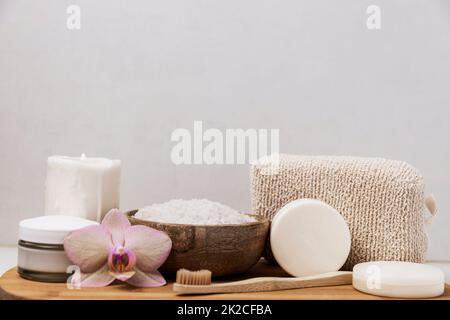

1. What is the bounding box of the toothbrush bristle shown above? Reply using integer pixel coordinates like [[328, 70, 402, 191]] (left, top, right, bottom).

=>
[[176, 269, 212, 285]]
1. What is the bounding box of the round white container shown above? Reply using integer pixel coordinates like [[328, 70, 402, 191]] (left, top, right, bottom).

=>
[[18, 215, 98, 282]]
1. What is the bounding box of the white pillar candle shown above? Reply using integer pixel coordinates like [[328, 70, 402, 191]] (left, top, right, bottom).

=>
[[45, 154, 121, 221]]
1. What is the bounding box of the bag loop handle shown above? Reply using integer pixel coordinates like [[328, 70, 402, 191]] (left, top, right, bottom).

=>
[[425, 194, 437, 226]]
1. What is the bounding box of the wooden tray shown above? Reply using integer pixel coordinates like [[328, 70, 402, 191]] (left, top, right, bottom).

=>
[[1, 261, 449, 300]]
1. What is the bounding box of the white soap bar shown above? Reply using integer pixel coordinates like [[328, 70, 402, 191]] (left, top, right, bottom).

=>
[[270, 199, 351, 277], [353, 261, 445, 298]]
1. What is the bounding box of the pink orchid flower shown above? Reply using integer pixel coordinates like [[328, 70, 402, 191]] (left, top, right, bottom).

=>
[[64, 209, 172, 288]]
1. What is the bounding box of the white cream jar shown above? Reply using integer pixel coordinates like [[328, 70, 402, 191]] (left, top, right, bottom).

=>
[[18, 215, 98, 282]]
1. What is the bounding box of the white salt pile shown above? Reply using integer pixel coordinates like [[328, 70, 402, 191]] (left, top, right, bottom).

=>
[[135, 199, 255, 225]]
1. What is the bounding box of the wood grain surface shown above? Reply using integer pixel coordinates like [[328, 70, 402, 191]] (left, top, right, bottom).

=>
[[1, 261, 449, 300]]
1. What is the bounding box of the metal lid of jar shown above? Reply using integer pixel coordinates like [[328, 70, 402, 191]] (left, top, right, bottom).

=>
[[19, 215, 98, 245]]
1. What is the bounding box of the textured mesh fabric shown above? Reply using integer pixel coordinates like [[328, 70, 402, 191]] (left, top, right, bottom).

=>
[[250, 155, 427, 270]]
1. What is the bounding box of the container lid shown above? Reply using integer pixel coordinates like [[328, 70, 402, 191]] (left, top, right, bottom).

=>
[[19, 215, 99, 245]]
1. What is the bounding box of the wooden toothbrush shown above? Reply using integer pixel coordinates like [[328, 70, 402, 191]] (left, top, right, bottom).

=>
[[173, 269, 352, 295]]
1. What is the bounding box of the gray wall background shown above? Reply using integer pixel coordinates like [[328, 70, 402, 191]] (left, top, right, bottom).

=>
[[1, 0, 449, 259]]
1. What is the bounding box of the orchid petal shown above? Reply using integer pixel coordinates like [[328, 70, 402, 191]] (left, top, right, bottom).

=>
[[126, 268, 166, 287], [64, 225, 111, 273], [109, 270, 136, 282], [79, 264, 115, 288], [124, 225, 172, 272], [101, 209, 130, 246]]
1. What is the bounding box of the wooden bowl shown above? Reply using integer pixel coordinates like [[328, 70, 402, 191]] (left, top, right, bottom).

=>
[[126, 210, 270, 277]]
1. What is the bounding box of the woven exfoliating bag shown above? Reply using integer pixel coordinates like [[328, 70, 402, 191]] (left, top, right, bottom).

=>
[[250, 154, 435, 270]]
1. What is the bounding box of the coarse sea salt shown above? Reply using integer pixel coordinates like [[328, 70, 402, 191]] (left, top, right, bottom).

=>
[[135, 199, 255, 225]]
